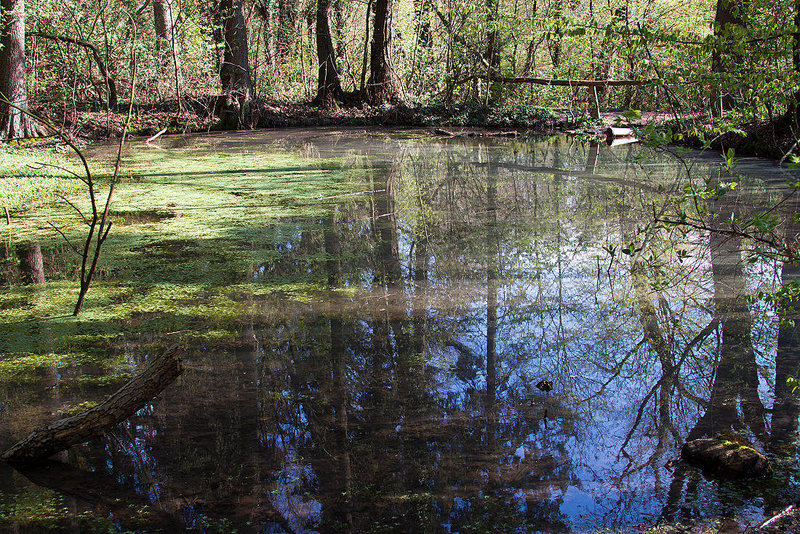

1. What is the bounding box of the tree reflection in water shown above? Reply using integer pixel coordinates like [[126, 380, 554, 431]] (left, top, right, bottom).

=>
[[1, 131, 799, 532]]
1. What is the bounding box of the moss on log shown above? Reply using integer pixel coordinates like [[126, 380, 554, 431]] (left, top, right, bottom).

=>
[[682, 435, 771, 479], [2, 344, 183, 463]]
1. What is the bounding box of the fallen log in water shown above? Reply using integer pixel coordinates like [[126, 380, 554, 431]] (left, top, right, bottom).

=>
[[2, 344, 183, 463], [605, 126, 639, 147], [681, 434, 771, 479]]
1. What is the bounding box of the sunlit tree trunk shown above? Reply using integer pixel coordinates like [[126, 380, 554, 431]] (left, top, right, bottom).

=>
[[0, 0, 39, 139], [219, 0, 255, 128], [547, 0, 563, 70], [314, 0, 344, 105], [484, 0, 501, 104], [364, 0, 399, 104], [153, 0, 184, 106]]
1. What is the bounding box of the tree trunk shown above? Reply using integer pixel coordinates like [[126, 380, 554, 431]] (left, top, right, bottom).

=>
[[0, 0, 39, 139], [484, 0, 501, 105], [786, 0, 800, 124], [153, 0, 184, 105], [710, 0, 747, 116], [16, 242, 44, 285], [219, 0, 255, 128], [313, 0, 344, 106], [2, 344, 183, 463], [364, 0, 398, 104]]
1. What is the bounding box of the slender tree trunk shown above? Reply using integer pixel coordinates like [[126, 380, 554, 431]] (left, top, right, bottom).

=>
[[219, 0, 255, 128], [153, 0, 184, 106], [710, 0, 747, 116], [786, 0, 800, 124], [484, 0, 501, 104], [314, 0, 344, 105], [364, 0, 399, 104], [29, 33, 118, 111], [0, 0, 39, 139], [276, 0, 297, 65]]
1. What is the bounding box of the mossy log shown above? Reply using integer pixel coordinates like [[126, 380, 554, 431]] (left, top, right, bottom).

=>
[[682, 435, 771, 478], [2, 344, 183, 463]]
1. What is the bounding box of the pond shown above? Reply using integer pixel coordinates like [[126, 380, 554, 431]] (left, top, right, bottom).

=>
[[0, 128, 799, 533]]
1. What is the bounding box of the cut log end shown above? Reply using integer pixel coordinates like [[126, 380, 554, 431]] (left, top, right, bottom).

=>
[[2, 344, 183, 463]]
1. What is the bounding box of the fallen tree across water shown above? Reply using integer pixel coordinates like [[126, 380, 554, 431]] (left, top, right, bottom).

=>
[[2, 344, 183, 463], [451, 74, 653, 88]]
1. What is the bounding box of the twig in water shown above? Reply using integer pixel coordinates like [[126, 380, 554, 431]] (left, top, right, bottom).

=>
[[757, 503, 798, 530], [145, 127, 168, 144]]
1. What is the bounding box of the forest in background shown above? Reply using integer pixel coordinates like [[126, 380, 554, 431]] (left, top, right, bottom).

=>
[[0, 0, 799, 153]]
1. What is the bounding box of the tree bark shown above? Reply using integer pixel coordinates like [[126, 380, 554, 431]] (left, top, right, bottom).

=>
[[710, 0, 747, 116], [153, 0, 184, 105], [0, 0, 39, 139], [2, 344, 183, 463], [786, 0, 800, 124], [219, 0, 255, 128], [16, 242, 44, 285], [313, 0, 344, 106], [484, 0, 501, 104], [363, 0, 399, 104]]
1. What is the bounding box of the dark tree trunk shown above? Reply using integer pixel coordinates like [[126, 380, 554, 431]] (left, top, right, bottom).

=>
[[314, 0, 344, 106], [2, 344, 183, 462], [0, 0, 39, 139], [364, 0, 399, 104], [219, 0, 255, 128], [16, 242, 44, 285], [710, 0, 747, 116]]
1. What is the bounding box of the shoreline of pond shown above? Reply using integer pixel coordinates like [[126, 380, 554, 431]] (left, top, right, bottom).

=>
[[13, 100, 797, 163]]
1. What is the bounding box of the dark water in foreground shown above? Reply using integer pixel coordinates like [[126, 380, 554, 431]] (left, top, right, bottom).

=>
[[1, 129, 799, 532]]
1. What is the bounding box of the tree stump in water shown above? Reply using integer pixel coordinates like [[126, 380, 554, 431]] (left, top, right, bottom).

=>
[[2, 344, 183, 463], [682, 435, 771, 478], [16, 242, 44, 285]]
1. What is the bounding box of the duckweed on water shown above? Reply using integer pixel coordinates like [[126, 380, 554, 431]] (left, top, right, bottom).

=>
[[0, 146, 84, 212], [1, 138, 368, 372], [0, 488, 76, 526]]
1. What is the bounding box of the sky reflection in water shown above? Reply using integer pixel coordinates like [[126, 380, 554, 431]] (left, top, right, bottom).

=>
[[1, 129, 799, 533]]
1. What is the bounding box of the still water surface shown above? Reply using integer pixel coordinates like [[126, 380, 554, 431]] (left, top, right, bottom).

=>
[[1, 129, 799, 532]]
